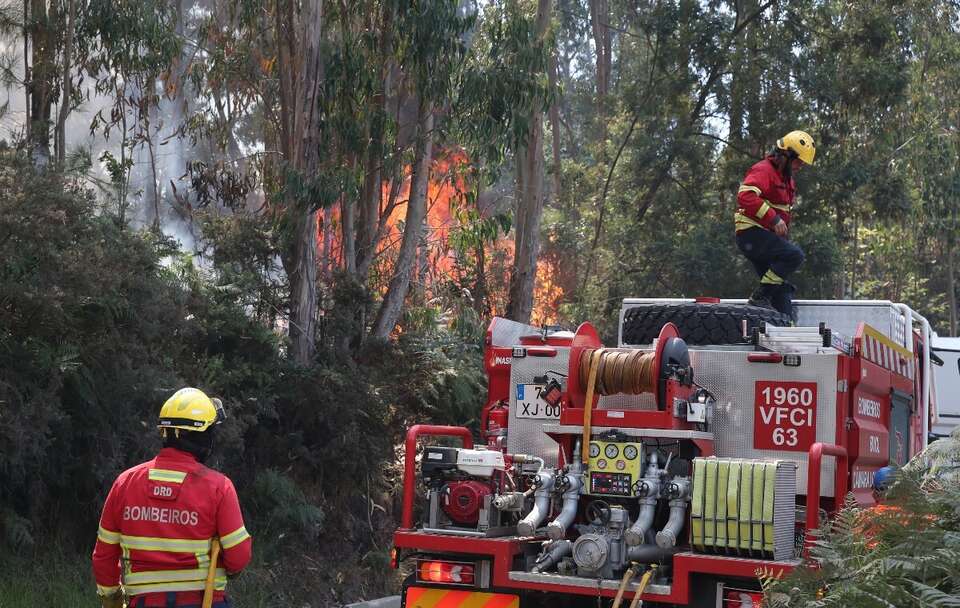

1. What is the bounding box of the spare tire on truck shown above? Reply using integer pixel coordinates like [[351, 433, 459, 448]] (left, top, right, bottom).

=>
[[621, 302, 790, 346]]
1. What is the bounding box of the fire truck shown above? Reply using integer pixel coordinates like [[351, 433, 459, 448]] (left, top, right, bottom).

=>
[[392, 298, 937, 607]]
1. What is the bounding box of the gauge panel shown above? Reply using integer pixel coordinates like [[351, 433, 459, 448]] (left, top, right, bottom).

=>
[[587, 440, 644, 496]]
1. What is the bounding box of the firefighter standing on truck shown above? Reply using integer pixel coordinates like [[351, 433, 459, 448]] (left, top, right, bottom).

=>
[[92, 388, 252, 608], [735, 130, 816, 317]]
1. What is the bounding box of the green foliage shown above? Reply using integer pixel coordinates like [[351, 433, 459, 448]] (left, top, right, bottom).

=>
[[398, 0, 475, 102], [456, 0, 553, 167], [246, 470, 324, 543], [0, 547, 97, 608], [763, 455, 960, 607], [0, 147, 487, 563]]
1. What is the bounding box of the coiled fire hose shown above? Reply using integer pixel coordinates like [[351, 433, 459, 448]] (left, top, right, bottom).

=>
[[578, 348, 656, 396], [580, 348, 656, 465]]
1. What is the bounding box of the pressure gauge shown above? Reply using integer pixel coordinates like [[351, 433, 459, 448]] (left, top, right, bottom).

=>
[[623, 445, 639, 460], [589, 442, 601, 458], [605, 444, 619, 459], [597, 459, 608, 469], [616, 460, 626, 471]]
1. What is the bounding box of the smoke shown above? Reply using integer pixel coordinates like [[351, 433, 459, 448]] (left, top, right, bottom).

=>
[[0, 34, 202, 256]]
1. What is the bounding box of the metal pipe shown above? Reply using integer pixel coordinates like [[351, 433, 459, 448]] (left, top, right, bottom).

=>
[[492, 492, 526, 511], [530, 539, 572, 573], [400, 425, 473, 530], [626, 545, 678, 563], [655, 478, 690, 548], [915, 309, 933, 449], [626, 456, 661, 546], [624, 497, 657, 547], [546, 464, 583, 540], [655, 499, 687, 548], [517, 470, 556, 536], [804, 442, 848, 555]]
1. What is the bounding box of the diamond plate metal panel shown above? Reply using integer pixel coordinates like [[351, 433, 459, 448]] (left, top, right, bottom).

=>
[[692, 349, 839, 496], [567, 348, 838, 495], [508, 351, 570, 467], [795, 303, 907, 348], [490, 317, 540, 347]]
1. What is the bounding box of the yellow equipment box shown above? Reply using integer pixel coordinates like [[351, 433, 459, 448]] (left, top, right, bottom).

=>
[[586, 439, 644, 497]]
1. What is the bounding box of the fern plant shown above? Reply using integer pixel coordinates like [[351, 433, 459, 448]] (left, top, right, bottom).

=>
[[764, 435, 960, 607]]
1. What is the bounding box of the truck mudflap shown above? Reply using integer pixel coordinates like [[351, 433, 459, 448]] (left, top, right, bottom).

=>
[[404, 587, 519, 608]]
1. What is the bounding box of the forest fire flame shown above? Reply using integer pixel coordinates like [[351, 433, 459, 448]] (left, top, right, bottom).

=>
[[318, 151, 564, 326]]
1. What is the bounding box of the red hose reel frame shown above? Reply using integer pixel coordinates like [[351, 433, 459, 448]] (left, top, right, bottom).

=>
[[560, 322, 696, 430]]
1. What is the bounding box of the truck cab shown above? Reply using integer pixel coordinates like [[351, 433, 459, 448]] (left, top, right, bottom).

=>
[[931, 336, 960, 440]]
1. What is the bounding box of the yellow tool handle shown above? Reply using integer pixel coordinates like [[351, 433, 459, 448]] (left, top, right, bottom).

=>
[[627, 565, 657, 608], [202, 538, 222, 608], [581, 348, 604, 465]]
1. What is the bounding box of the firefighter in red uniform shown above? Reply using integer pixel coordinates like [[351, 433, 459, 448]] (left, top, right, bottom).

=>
[[93, 388, 252, 608], [735, 130, 816, 317]]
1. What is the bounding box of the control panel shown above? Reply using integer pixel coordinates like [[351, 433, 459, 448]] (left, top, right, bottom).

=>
[[586, 439, 643, 496]]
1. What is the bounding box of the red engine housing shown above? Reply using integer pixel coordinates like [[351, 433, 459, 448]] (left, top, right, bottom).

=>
[[442, 481, 492, 525]]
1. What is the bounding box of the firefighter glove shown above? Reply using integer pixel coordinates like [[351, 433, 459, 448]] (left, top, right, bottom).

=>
[[99, 591, 124, 608]]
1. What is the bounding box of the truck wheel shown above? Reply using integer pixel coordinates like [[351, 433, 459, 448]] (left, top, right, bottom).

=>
[[621, 303, 790, 346]]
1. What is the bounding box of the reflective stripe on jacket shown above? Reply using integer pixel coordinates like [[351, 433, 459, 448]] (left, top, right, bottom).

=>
[[92, 447, 252, 606], [735, 157, 796, 232]]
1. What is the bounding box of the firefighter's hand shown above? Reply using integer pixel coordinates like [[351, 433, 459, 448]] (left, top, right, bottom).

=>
[[98, 591, 124, 608], [773, 219, 788, 237]]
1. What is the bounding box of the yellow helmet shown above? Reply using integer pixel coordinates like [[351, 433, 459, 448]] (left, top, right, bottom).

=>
[[158, 387, 225, 433], [776, 130, 816, 165]]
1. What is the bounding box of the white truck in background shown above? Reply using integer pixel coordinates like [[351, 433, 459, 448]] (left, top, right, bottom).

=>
[[932, 336, 960, 439]]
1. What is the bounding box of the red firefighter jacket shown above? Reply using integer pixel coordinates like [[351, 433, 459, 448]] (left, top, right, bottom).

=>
[[92, 447, 252, 606], [735, 157, 796, 232]]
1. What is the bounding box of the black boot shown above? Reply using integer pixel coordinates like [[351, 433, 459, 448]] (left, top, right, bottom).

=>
[[748, 285, 774, 309], [770, 282, 798, 322]]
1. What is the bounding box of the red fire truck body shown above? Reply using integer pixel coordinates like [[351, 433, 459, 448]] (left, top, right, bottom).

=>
[[393, 299, 937, 607]]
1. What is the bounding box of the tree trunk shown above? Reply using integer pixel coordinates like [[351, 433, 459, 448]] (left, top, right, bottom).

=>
[[474, 242, 487, 317], [341, 175, 357, 275], [506, 118, 545, 323], [949, 239, 957, 336], [23, 0, 29, 146], [356, 4, 396, 280], [286, 210, 319, 363], [27, 0, 57, 167], [548, 50, 562, 204], [505, 0, 551, 324], [276, 0, 324, 364], [55, 0, 76, 166], [588, 0, 611, 141], [320, 208, 333, 281], [371, 102, 434, 341]]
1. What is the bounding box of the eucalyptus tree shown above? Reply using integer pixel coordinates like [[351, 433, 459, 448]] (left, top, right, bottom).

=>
[[900, 0, 960, 333], [371, 1, 476, 339], [795, 0, 914, 297]]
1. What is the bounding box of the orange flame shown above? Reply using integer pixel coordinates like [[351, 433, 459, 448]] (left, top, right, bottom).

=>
[[317, 150, 567, 327]]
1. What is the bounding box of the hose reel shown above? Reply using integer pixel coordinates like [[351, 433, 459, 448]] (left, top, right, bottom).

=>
[[566, 323, 695, 465], [577, 349, 656, 396], [571, 323, 692, 411]]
